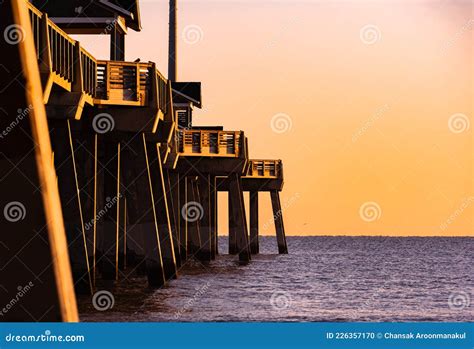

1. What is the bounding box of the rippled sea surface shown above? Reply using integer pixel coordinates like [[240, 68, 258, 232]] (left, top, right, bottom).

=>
[[78, 236, 473, 322]]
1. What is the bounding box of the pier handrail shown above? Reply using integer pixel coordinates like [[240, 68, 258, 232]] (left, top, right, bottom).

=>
[[80, 47, 97, 97], [177, 129, 242, 157], [245, 159, 282, 178], [26, 1, 168, 111]]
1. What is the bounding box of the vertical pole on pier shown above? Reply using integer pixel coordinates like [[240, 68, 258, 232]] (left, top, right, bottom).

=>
[[249, 191, 259, 254], [179, 176, 188, 260], [147, 142, 178, 280], [197, 173, 212, 262], [187, 177, 202, 254], [210, 175, 218, 258], [164, 170, 181, 268], [110, 22, 125, 61], [228, 174, 251, 262], [168, 0, 177, 82], [270, 190, 288, 254], [228, 192, 237, 254]]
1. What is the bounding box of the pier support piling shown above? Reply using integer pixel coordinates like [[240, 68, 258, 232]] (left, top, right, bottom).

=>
[[270, 190, 288, 254], [147, 142, 178, 280], [179, 176, 188, 260], [228, 192, 237, 255], [164, 170, 181, 268], [196, 173, 212, 262], [187, 177, 202, 255], [228, 174, 251, 262], [249, 191, 259, 254], [123, 136, 166, 287], [210, 175, 218, 258]]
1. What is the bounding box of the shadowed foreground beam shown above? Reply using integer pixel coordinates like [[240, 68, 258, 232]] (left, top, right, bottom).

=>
[[0, 0, 77, 321]]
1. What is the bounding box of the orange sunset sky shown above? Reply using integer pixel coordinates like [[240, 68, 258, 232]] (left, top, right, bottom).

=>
[[75, 0, 473, 236]]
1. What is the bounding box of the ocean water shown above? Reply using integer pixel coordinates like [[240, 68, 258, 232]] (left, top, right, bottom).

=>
[[78, 236, 473, 322]]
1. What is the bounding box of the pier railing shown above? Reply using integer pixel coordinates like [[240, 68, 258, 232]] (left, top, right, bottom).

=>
[[177, 130, 243, 157], [26, 2, 168, 111], [245, 160, 282, 178]]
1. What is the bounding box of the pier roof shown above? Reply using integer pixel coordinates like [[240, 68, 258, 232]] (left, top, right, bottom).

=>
[[31, 0, 142, 32]]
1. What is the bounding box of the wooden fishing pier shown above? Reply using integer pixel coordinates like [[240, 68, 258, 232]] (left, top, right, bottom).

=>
[[0, 0, 287, 322]]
